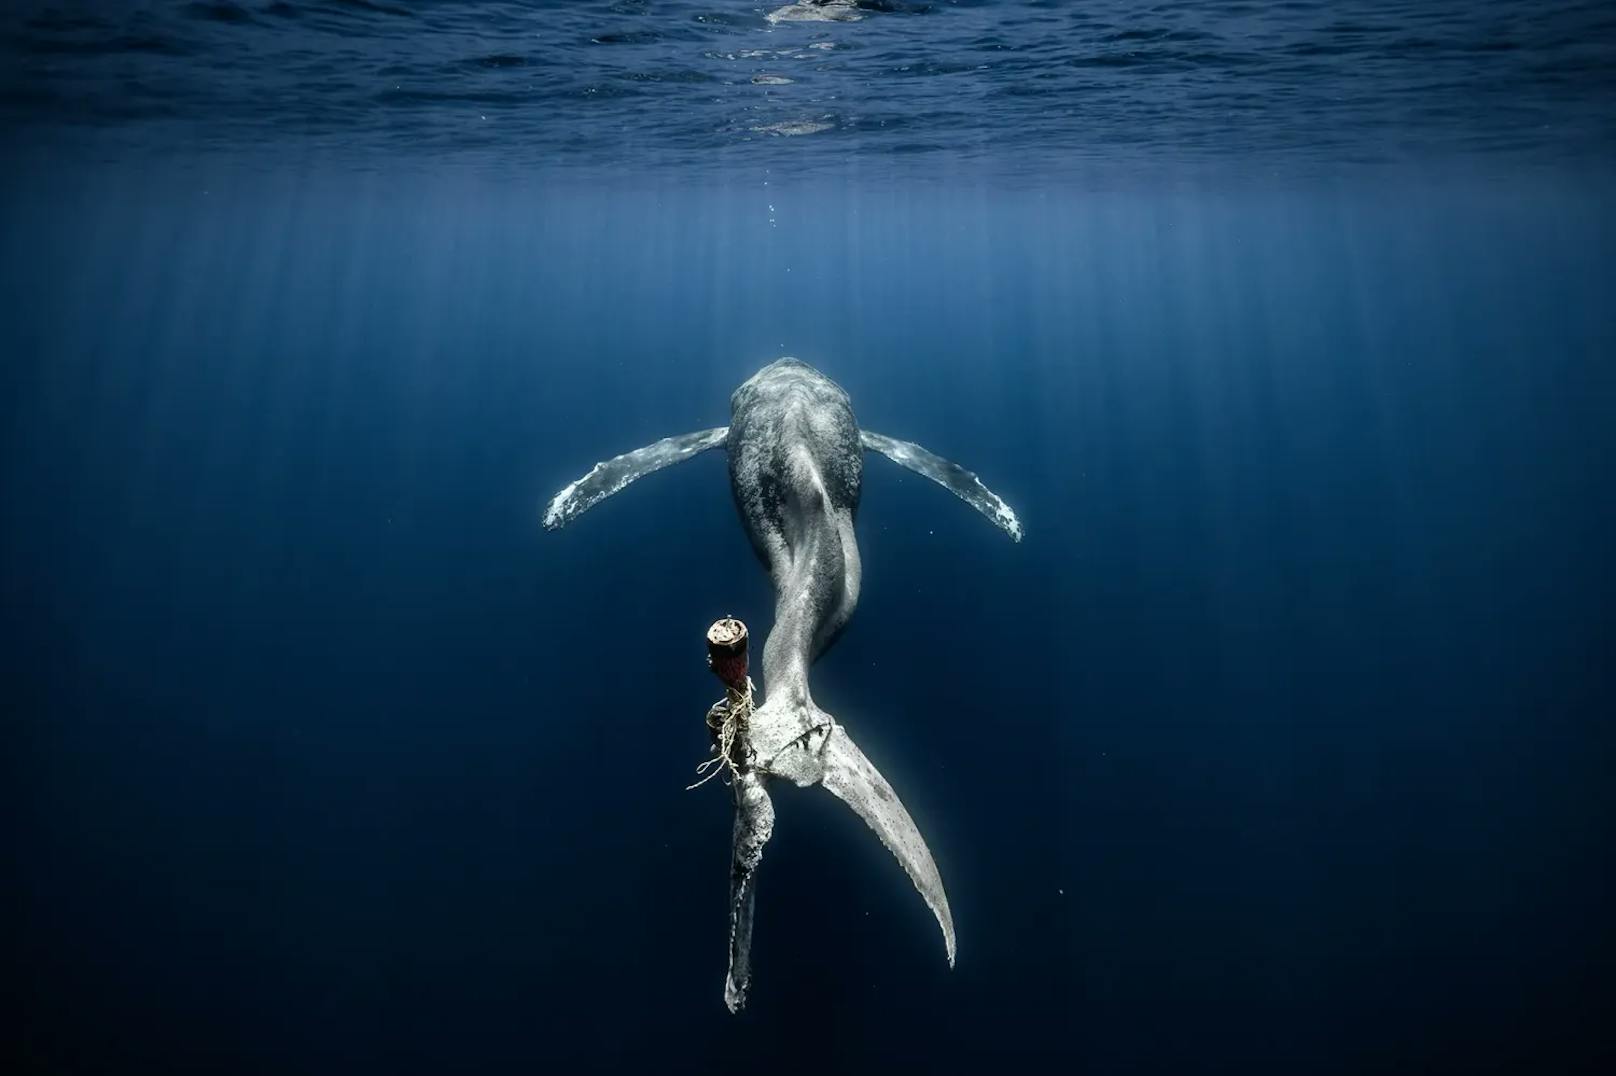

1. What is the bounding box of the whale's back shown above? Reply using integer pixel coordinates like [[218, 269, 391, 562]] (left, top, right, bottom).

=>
[[727, 358, 862, 565]]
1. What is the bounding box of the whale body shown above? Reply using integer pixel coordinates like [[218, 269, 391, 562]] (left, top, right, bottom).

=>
[[544, 358, 1021, 1010]]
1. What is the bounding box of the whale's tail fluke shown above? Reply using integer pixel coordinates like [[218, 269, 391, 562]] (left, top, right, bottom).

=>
[[728, 698, 955, 1010]]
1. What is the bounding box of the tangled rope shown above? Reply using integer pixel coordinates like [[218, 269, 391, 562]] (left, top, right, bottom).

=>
[[687, 677, 756, 790]]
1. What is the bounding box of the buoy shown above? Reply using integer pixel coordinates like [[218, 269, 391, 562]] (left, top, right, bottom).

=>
[[707, 617, 749, 691], [689, 617, 755, 791]]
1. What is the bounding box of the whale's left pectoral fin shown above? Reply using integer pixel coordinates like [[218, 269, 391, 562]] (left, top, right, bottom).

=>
[[543, 427, 729, 530], [860, 430, 1023, 542], [819, 724, 957, 967]]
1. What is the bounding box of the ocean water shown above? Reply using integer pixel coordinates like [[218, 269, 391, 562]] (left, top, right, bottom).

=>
[[4, 3, 1614, 1074]]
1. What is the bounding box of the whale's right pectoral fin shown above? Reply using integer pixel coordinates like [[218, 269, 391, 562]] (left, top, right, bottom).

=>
[[543, 427, 728, 530], [860, 430, 1023, 542]]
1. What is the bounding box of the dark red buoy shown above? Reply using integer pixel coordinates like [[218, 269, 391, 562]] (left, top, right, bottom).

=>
[[706, 618, 749, 691]]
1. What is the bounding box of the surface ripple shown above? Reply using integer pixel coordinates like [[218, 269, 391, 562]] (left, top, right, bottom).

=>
[[3, 0, 1612, 177]]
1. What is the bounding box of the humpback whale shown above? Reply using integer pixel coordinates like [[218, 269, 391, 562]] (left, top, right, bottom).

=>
[[544, 358, 1021, 1010]]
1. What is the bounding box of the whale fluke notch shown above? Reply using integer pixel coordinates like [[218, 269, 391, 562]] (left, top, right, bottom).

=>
[[860, 430, 1023, 542], [543, 427, 729, 530]]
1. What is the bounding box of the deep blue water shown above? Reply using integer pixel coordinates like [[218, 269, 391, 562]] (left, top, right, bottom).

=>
[[5, 4, 1616, 1075]]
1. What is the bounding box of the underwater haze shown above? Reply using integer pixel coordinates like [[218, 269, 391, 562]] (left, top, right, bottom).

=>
[[4, 2, 1615, 1074]]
